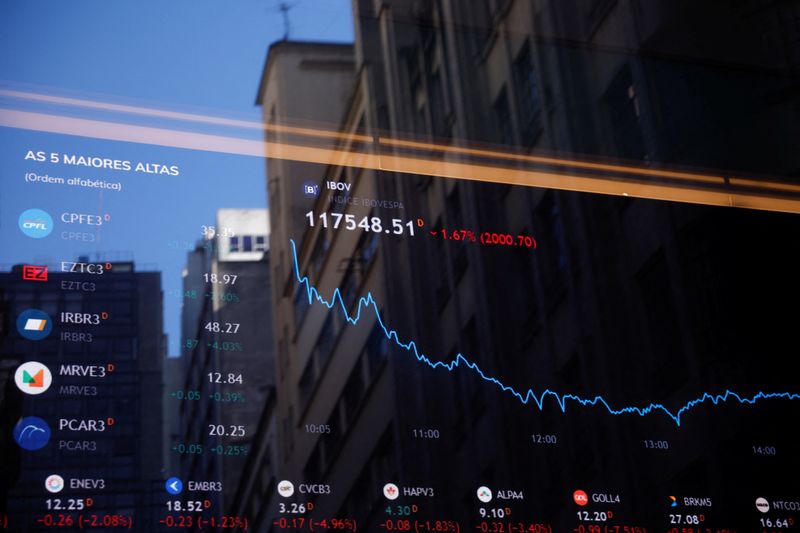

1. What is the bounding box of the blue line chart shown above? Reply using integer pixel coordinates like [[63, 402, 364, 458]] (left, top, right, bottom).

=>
[[290, 239, 800, 427]]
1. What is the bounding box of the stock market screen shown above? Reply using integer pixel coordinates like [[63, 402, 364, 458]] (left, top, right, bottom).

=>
[[1, 1, 799, 531]]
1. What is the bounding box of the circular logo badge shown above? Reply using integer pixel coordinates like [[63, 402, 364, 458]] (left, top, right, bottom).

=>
[[16, 309, 53, 341], [15, 361, 53, 395], [477, 486, 493, 503], [383, 483, 400, 500], [45, 474, 65, 493], [755, 497, 770, 513], [278, 480, 295, 498], [165, 477, 183, 495], [18, 209, 54, 239], [13, 416, 51, 451], [573, 490, 589, 506]]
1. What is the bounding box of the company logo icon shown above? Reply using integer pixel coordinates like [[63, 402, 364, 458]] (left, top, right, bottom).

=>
[[477, 486, 493, 503], [165, 477, 183, 495], [18, 209, 54, 239], [302, 181, 319, 198], [383, 483, 400, 500], [45, 474, 65, 493], [13, 416, 51, 451], [278, 480, 295, 498], [22, 265, 48, 281], [16, 309, 53, 341], [755, 497, 770, 513], [573, 490, 589, 506], [669, 495, 678, 507], [14, 362, 53, 395]]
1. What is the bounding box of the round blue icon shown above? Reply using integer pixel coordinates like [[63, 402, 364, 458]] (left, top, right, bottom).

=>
[[165, 477, 183, 495], [18, 208, 54, 239], [16, 309, 53, 341], [13, 416, 51, 451], [302, 181, 320, 198]]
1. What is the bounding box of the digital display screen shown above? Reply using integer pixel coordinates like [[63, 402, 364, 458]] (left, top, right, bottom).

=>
[[2, 1, 800, 532]]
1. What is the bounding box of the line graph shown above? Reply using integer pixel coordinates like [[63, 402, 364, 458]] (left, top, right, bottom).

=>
[[290, 239, 800, 427]]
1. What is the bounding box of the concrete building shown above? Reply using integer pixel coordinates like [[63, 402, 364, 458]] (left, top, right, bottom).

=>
[[176, 208, 275, 515], [257, 0, 800, 528], [226, 385, 278, 528], [254, 41, 360, 530], [0, 261, 166, 529]]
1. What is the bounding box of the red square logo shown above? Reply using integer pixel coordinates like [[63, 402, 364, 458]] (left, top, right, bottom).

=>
[[22, 265, 48, 281]]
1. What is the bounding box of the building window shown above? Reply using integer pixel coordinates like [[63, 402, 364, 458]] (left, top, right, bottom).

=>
[[447, 186, 468, 281], [493, 87, 514, 145], [365, 321, 389, 378], [340, 266, 357, 311], [513, 42, 543, 144], [431, 217, 450, 310], [514, 232, 540, 338], [406, 48, 428, 135], [315, 315, 335, 372], [310, 233, 329, 282], [278, 332, 288, 380], [294, 282, 310, 329], [430, 72, 448, 137], [298, 357, 315, 410], [342, 359, 365, 426], [605, 65, 646, 160], [424, 33, 452, 140], [588, 0, 617, 28], [276, 250, 286, 293], [260, 446, 273, 490], [358, 231, 378, 266], [535, 192, 568, 309], [282, 406, 294, 457], [229, 235, 265, 253], [467, 0, 492, 52], [269, 177, 280, 218]]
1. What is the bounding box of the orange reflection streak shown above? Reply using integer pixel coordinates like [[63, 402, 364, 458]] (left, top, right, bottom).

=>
[[380, 137, 723, 184], [377, 153, 800, 213], [0, 89, 373, 144], [1, 89, 718, 183], [1, 107, 799, 214], [729, 177, 800, 194]]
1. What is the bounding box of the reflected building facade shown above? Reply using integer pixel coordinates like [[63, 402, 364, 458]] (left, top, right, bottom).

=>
[[255, 40, 365, 532], [258, 0, 800, 528], [176, 208, 275, 517], [0, 261, 166, 528]]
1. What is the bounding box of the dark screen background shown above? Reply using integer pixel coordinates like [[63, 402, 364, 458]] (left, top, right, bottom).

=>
[[2, 0, 800, 531]]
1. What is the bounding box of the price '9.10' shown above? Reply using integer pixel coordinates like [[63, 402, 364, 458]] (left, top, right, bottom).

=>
[[306, 211, 415, 236]]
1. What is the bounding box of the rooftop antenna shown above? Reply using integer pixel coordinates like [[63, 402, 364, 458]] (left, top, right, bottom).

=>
[[278, 1, 297, 40]]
